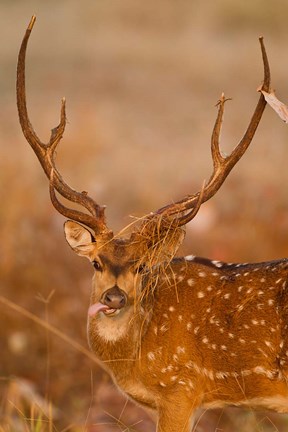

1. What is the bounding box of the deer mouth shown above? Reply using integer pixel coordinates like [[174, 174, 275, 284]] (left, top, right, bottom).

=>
[[103, 308, 121, 317], [88, 287, 127, 318], [88, 302, 121, 318]]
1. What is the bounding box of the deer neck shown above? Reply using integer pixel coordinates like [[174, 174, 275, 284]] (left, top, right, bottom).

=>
[[87, 299, 153, 366]]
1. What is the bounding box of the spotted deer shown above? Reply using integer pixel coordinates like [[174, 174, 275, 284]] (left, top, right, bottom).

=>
[[17, 16, 288, 432]]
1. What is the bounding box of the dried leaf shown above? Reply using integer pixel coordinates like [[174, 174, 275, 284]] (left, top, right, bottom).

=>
[[261, 90, 288, 123]]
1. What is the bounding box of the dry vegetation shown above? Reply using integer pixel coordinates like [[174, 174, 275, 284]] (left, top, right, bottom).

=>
[[1, 1, 288, 431]]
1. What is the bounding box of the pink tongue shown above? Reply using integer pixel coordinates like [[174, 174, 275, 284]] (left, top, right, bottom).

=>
[[88, 302, 109, 317]]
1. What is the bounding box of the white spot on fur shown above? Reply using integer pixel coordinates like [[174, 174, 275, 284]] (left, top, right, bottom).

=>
[[241, 370, 252, 377], [265, 341, 273, 349], [260, 320, 266, 326], [188, 379, 194, 389], [177, 346, 185, 354], [212, 260, 223, 268], [253, 366, 276, 379], [185, 255, 195, 261], [209, 315, 217, 324], [203, 368, 214, 380], [160, 324, 169, 333], [147, 352, 155, 361]]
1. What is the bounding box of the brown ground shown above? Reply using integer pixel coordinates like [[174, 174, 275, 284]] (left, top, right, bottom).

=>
[[1, 1, 288, 431]]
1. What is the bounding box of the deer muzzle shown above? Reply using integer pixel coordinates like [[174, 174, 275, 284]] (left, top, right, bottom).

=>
[[88, 286, 127, 318], [102, 286, 127, 309]]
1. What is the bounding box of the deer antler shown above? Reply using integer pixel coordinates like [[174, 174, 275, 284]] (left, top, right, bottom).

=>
[[16, 16, 111, 237], [17, 17, 271, 250], [150, 37, 270, 226]]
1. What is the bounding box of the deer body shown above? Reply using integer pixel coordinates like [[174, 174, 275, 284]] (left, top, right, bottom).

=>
[[70, 224, 288, 431], [17, 16, 288, 432]]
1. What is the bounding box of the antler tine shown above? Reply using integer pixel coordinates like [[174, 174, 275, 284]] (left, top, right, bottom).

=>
[[49, 170, 107, 234], [17, 16, 110, 236], [154, 37, 271, 225]]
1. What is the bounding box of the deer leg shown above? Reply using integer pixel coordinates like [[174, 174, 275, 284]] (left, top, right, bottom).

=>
[[157, 396, 198, 432], [157, 409, 195, 432]]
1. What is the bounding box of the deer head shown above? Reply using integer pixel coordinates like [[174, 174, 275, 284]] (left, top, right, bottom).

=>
[[16, 16, 270, 333]]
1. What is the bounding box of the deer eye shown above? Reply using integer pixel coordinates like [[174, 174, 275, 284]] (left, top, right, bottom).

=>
[[92, 261, 102, 271]]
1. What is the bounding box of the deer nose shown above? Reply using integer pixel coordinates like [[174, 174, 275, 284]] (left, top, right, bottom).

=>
[[102, 286, 127, 309]]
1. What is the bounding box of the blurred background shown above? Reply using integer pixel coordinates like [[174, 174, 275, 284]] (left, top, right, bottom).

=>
[[1, 1, 288, 431]]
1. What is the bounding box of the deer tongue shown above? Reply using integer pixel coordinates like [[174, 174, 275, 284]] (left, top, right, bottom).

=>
[[88, 302, 109, 317]]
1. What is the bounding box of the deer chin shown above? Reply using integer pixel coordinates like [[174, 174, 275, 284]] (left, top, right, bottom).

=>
[[88, 302, 121, 318], [103, 308, 121, 317]]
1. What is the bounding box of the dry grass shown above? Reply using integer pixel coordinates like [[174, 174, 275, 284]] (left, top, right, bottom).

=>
[[1, 1, 288, 430]]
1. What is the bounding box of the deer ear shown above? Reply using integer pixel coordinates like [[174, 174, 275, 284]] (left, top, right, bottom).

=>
[[64, 220, 95, 258]]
